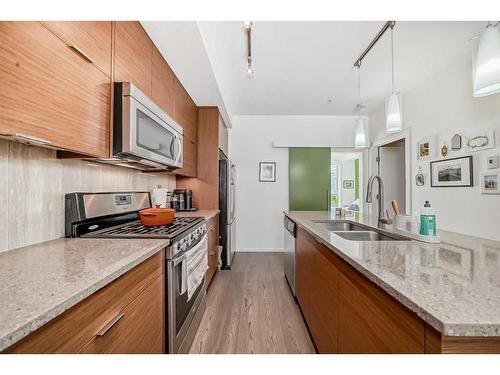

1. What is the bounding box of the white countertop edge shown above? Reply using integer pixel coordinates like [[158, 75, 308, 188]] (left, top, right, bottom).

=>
[[0, 241, 167, 352]]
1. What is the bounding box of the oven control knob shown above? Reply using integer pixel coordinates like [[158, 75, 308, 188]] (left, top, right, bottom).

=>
[[181, 242, 187, 251]]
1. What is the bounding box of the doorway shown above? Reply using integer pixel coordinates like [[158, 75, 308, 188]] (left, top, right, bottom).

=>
[[331, 151, 363, 212], [369, 128, 411, 216]]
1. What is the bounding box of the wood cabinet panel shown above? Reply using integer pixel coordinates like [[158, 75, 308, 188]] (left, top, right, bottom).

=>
[[425, 325, 500, 354], [337, 261, 425, 353], [175, 136, 198, 177], [114, 21, 152, 97], [295, 227, 339, 353], [80, 276, 164, 354], [0, 21, 110, 158], [206, 218, 219, 287], [173, 78, 197, 143], [6, 252, 163, 353], [151, 46, 175, 117], [42, 21, 112, 77]]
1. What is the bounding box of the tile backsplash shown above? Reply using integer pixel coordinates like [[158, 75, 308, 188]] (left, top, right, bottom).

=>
[[0, 139, 176, 252]]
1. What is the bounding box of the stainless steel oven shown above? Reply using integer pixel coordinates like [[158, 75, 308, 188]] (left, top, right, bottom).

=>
[[94, 82, 183, 171], [167, 231, 208, 353]]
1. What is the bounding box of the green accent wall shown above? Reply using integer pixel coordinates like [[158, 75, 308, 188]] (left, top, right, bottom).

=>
[[354, 158, 360, 200], [289, 148, 331, 211]]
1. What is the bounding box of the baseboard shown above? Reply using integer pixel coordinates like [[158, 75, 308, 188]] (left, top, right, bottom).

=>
[[236, 248, 284, 252]]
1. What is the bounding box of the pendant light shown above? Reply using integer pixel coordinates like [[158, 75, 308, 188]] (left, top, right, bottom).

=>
[[385, 23, 402, 133], [473, 22, 500, 97], [354, 65, 367, 149]]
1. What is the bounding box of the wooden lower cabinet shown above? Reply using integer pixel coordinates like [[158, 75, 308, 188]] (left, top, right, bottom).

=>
[[296, 227, 425, 354], [6, 252, 164, 354], [296, 227, 338, 353], [205, 214, 219, 287], [80, 276, 164, 354], [337, 269, 425, 353]]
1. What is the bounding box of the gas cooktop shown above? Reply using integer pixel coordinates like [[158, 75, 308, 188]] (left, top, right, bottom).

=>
[[82, 216, 203, 239]]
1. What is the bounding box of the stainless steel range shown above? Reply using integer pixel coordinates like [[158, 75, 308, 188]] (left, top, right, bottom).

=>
[[65, 191, 207, 354]]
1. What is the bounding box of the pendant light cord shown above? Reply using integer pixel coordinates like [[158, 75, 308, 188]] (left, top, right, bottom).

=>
[[357, 66, 362, 117], [390, 24, 395, 94]]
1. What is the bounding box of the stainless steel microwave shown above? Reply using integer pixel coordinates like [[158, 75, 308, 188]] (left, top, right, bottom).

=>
[[93, 82, 183, 171]]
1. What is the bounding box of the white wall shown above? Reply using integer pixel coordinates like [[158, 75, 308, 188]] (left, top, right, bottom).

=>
[[340, 159, 356, 205], [368, 57, 500, 240], [229, 115, 358, 252]]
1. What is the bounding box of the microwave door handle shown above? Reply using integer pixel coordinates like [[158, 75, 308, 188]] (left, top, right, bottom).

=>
[[174, 134, 182, 165]]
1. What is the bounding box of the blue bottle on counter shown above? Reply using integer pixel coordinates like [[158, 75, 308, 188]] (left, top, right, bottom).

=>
[[420, 201, 436, 236]]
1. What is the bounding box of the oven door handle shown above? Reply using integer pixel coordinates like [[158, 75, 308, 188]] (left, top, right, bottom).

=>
[[174, 254, 188, 295]]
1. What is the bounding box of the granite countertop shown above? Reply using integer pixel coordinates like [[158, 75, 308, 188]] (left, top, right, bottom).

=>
[[0, 237, 168, 351], [284, 210, 500, 337], [176, 209, 220, 221]]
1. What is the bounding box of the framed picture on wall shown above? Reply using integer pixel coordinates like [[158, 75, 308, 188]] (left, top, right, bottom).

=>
[[430, 156, 473, 187], [259, 162, 276, 182], [417, 135, 436, 160], [481, 171, 500, 194]]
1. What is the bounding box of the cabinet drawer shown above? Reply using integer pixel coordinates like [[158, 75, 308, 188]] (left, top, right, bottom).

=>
[[79, 276, 164, 354], [0, 22, 110, 158], [42, 21, 112, 77], [6, 252, 163, 353], [206, 214, 218, 232]]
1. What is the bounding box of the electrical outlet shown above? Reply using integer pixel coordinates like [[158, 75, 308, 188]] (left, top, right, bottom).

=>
[[487, 155, 499, 169]]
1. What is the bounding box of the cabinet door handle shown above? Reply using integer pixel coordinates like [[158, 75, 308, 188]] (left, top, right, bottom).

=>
[[96, 313, 125, 337], [0, 133, 51, 145], [69, 45, 94, 64]]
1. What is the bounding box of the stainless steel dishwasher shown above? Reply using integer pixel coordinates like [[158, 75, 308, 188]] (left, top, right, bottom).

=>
[[283, 215, 297, 296]]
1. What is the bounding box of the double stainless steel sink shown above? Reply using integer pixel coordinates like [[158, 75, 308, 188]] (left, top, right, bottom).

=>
[[312, 220, 408, 241]]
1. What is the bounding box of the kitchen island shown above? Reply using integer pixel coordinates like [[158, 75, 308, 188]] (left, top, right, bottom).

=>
[[285, 210, 500, 353]]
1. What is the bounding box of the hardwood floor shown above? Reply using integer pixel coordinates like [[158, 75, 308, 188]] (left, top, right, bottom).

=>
[[189, 252, 315, 354]]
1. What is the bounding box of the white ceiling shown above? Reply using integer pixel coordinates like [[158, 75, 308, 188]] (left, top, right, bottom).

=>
[[143, 21, 486, 122], [140, 21, 232, 127]]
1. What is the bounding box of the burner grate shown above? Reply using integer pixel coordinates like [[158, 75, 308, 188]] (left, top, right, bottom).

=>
[[85, 216, 202, 239]]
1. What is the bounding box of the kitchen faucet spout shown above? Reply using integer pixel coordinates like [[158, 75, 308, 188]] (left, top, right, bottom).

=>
[[366, 175, 392, 228]]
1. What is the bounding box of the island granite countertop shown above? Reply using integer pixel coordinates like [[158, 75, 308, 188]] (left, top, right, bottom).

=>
[[0, 237, 169, 351], [284, 210, 500, 337]]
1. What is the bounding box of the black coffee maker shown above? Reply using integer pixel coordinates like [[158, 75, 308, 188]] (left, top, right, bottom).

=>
[[172, 189, 194, 211]]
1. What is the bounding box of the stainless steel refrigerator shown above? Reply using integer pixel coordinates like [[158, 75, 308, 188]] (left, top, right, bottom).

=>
[[219, 157, 236, 269]]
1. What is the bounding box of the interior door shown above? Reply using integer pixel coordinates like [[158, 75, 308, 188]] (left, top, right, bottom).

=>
[[378, 141, 406, 215], [289, 148, 331, 211]]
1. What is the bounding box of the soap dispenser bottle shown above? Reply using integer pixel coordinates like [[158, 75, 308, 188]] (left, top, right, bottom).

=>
[[420, 201, 437, 236]]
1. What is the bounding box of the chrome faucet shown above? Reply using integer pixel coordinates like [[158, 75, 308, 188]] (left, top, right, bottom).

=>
[[366, 175, 393, 228]]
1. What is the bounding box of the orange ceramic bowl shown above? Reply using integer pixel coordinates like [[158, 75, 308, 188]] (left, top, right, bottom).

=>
[[139, 205, 175, 227]]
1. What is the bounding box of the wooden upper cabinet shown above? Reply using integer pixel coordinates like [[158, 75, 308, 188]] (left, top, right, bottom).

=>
[[295, 227, 339, 353], [173, 78, 197, 143], [42, 21, 112, 77], [114, 21, 153, 97], [0, 22, 110, 158], [151, 46, 175, 117]]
